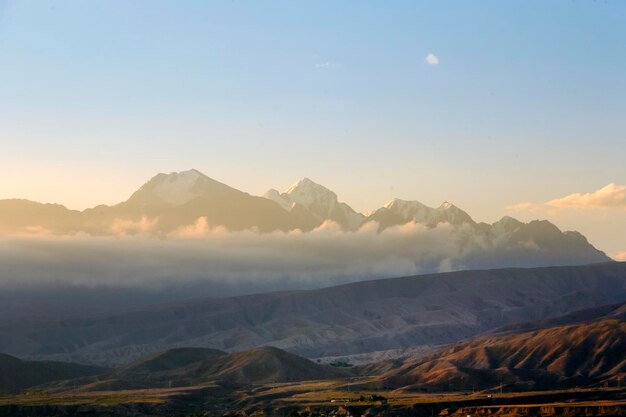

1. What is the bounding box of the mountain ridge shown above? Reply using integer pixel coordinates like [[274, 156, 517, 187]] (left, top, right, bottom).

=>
[[264, 177, 364, 230], [0, 169, 610, 268], [2, 262, 624, 366], [380, 300, 626, 391]]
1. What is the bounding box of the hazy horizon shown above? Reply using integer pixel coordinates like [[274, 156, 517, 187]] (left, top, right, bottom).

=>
[[1, 1, 624, 258], [0, 167, 623, 259]]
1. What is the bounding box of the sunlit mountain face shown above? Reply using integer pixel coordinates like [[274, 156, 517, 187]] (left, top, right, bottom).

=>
[[0, 169, 608, 249], [0, 169, 609, 284]]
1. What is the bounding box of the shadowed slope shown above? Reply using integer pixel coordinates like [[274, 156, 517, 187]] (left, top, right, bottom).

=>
[[202, 346, 346, 384], [2, 263, 625, 366], [119, 347, 227, 374], [83, 346, 344, 390], [0, 354, 107, 392]]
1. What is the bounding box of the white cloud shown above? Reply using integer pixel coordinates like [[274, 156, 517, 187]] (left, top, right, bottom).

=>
[[109, 216, 158, 235], [546, 183, 626, 210], [0, 221, 464, 292], [425, 53, 439, 65], [508, 183, 626, 214], [315, 62, 340, 68]]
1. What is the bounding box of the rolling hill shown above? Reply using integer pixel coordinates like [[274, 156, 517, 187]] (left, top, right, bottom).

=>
[[62, 346, 345, 391], [0, 354, 107, 393]]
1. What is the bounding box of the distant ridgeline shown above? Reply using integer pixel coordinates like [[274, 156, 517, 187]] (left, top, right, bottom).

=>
[[1, 297, 625, 393], [0, 169, 610, 269], [2, 263, 625, 367]]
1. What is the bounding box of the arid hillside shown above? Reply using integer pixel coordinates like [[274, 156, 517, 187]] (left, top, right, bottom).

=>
[[382, 302, 626, 391]]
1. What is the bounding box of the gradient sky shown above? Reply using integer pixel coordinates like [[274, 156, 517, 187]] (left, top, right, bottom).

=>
[[0, 1, 625, 256]]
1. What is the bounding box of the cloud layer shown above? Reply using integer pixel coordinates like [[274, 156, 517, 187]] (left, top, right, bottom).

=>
[[0, 216, 611, 322], [0, 213, 611, 310], [0, 221, 467, 293]]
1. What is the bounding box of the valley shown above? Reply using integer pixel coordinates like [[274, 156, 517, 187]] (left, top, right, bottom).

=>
[[0, 263, 625, 416]]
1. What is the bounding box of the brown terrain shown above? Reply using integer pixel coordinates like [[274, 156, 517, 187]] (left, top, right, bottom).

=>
[[380, 302, 626, 391], [1, 295, 625, 416]]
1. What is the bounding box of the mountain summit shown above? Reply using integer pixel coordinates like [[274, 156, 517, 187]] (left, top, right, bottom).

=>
[[126, 169, 240, 207], [371, 198, 475, 228], [82, 170, 305, 233], [264, 178, 364, 230]]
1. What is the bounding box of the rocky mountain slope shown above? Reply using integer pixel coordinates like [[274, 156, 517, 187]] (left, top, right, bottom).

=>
[[2, 263, 624, 366], [381, 302, 626, 391], [367, 198, 475, 229], [264, 178, 364, 230]]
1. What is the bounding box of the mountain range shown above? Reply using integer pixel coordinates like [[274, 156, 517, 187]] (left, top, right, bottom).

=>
[[3, 262, 624, 366], [1, 264, 625, 395], [0, 169, 610, 269]]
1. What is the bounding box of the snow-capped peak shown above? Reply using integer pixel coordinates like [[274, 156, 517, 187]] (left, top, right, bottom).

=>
[[262, 188, 295, 211], [376, 198, 474, 227], [285, 177, 339, 207], [383, 198, 401, 209], [384, 198, 427, 209], [145, 169, 205, 205], [264, 178, 336, 213], [433, 201, 474, 226], [129, 169, 238, 207], [286, 177, 316, 192], [384, 198, 434, 223], [264, 178, 364, 229]]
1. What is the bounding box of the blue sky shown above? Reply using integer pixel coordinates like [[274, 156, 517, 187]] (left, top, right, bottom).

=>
[[0, 1, 625, 254]]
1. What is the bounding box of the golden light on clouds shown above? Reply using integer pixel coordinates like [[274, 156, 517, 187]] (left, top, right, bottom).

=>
[[611, 252, 626, 261], [547, 183, 626, 210], [509, 183, 626, 213]]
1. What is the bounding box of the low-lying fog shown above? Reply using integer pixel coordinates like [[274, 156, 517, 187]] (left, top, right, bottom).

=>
[[0, 219, 589, 322]]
